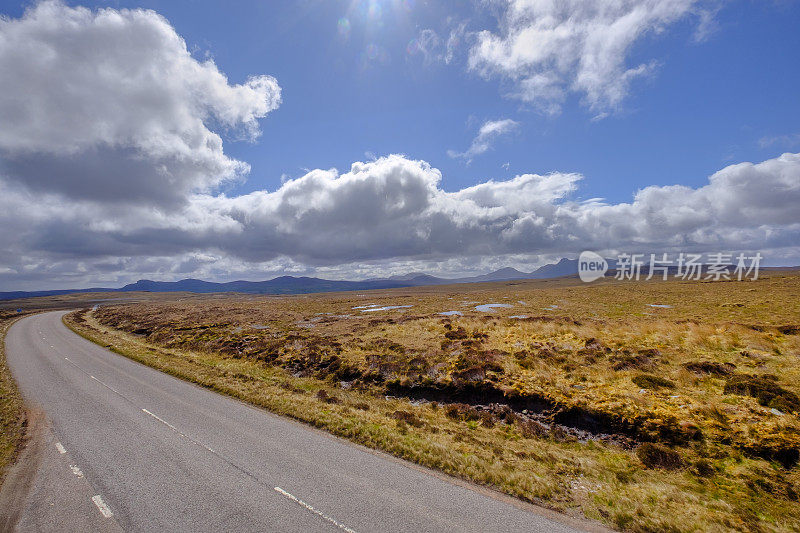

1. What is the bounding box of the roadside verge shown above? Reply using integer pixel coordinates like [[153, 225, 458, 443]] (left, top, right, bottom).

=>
[[0, 313, 29, 487], [0, 312, 41, 532]]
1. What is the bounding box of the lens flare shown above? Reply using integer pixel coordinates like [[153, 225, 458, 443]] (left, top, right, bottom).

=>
[[365, 43, 379, 60], [337, 17, 350, 38], [367, 0, 382, 19], [359, 42, 390, 69]]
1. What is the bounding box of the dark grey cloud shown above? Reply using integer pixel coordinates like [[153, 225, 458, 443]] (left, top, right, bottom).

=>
[[3, 151, 799, 285], [0, 147, 222, 206]]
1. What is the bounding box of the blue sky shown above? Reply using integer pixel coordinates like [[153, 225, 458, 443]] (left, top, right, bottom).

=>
[[0, 1, 799, 289], [10, 0, 792, 202]]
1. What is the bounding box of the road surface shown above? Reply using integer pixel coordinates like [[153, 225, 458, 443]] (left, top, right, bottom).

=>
[[4, 311, 595, 532]]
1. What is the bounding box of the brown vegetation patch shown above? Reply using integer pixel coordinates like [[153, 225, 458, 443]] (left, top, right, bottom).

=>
[[574, 338, 610, 364], [390, 410, 423, 427], [517, 419, 548, 438], [724, 374, 800, 413], [442, 324, 469, 340], [684, 360, 736, 376], [611, 351, 658, 371], [636, 443, 684, 470], [315, 389, 341, 404]]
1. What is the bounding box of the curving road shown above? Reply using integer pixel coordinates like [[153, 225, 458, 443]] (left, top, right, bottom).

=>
[[4, 311, 595, 532]]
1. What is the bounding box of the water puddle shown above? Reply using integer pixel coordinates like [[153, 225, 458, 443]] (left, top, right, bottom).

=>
[[474, 303, 513, 312], [361, 305, 413, 312]]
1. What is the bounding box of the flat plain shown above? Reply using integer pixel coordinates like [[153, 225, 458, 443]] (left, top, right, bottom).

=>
[[65, 272, 800, 532]]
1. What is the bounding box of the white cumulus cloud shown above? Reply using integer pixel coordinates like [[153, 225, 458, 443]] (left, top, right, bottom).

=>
[[0, 1, 281, 206], [2, 151, 799, 290], [468, 0, 704, 114], [448, 119, 520, 162]]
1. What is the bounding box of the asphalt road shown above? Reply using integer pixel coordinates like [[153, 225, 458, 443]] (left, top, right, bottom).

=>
[[5, 311, 593, 532]]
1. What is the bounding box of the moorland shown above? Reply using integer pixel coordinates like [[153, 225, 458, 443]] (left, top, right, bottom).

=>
[[64, 272, 800, 532]]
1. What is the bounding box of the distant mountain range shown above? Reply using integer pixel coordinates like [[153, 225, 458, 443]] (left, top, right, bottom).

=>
[[376, 259, 582, 286], [0, 258, 584, 301], [2, 258, 796, 301]]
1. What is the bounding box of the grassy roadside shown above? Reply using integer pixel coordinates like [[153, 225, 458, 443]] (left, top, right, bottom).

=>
[[0, 312, 29, 487], [66, 306, 800, 532]]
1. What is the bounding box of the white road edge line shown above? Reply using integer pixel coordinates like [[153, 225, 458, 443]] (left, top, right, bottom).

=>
[[55, 442, 67, 454], [91, 495, 113, 518], [274, 487, 358, 533]]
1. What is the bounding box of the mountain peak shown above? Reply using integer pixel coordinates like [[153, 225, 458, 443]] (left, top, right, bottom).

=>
[[489, 267, 525, 275]]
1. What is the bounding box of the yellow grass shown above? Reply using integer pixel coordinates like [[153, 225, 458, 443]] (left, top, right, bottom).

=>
[[0, 312, 29, 486], [65, 272, 800, 532]]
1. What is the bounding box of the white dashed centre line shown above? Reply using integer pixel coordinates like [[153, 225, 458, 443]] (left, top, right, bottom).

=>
[[64, 358, 127, 399], [62, 344, 357, 532], [55, 442, 67, 454], [90, 375, 123, 396], [92, 495, 113, 518], [141, 408, 217, 454], [142, 408, 178, 431], [274, 487, 358, 533]]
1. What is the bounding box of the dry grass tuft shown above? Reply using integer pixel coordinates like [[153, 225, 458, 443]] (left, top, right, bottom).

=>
[[0, 312, 31, 486], [632, 374, 676, 390]]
